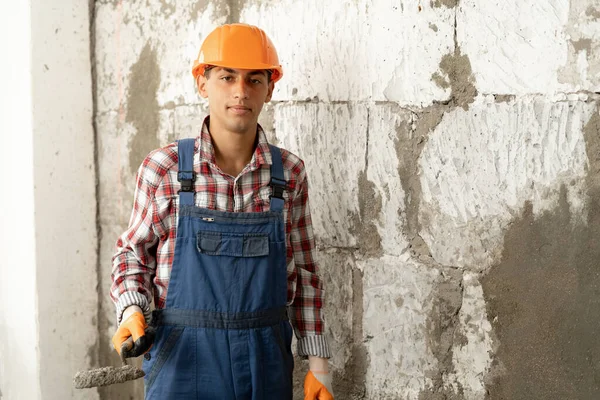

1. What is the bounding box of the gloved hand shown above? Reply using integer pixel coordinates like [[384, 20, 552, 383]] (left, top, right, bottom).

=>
[[304, 370, 334, 400], [111, 306, 153, 358]]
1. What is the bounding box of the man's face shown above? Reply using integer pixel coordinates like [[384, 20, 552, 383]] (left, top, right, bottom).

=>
[[197, 67, 274, 135]]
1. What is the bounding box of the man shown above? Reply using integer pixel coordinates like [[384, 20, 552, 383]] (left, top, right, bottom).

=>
[[110, 23, 334, 399]]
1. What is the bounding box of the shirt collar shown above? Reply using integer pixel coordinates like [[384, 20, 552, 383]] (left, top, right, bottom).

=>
[[198, 116, 272, 169]]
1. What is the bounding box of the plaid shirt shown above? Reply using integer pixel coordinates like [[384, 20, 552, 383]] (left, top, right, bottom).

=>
[[110, 117, 330, 358]]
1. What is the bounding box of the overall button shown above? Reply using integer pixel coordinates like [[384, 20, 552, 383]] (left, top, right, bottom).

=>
[[144, 353, 152, 361]]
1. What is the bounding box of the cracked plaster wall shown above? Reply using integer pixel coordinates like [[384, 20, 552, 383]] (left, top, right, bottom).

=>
[[93, 1, 600, 399]]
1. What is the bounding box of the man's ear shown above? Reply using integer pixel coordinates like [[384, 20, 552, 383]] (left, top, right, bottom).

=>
[[265, 81, 275, 103], [197, 75, 209, 99]]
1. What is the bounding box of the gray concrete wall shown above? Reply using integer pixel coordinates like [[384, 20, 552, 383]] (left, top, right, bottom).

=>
[[0, 1, 98, 399], [31, 0, 99, 398], [93, 0, 600, 399], [0, 3, 41, 399]]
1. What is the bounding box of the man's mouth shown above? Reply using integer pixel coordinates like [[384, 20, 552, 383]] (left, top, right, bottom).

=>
[[228, 105, 251, 112], [228, 105, 251, 116]]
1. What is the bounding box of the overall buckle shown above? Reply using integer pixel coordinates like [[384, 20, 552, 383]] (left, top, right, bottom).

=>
[[270, 177, 287, 200], [177, 171, 196, 193]]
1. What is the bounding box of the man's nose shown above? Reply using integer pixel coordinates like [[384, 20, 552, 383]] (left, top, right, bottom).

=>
[[233, 79, 250, 99]]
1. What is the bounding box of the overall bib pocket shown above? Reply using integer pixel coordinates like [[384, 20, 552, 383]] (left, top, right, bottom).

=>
[[197, 231, 270, 257]]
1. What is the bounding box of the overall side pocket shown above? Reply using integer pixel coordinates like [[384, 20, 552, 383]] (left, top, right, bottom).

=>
[[144, 326, 185, 392], [272, 322, 294, 375]]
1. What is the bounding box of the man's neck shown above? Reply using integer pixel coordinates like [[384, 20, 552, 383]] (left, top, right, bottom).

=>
[[209, 120, 258, 177]]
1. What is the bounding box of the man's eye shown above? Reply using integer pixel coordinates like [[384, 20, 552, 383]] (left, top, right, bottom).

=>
[[221, 76, 232, 81], [251, 79, 262, 84]]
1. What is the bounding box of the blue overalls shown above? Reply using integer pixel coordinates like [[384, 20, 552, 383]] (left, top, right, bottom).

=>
[[142, 138, 294, 399]]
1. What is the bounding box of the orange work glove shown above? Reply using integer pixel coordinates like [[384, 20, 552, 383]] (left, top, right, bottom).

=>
[[304, 370, 334, 400], [111, 308, 151, 357]]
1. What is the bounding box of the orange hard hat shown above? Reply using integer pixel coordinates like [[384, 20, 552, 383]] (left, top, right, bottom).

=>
[[192, 23, 283, 83]]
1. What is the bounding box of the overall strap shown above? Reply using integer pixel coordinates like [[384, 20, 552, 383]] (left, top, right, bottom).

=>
[[268, 145, 286, 212], [177, 138, 196, 206]]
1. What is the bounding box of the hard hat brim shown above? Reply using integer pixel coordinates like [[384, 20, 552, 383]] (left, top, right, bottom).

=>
[[192, 61, 283, 83]]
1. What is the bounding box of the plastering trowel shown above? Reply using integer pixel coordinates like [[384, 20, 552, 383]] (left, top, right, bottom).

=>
[[73, 327, 155, 389]]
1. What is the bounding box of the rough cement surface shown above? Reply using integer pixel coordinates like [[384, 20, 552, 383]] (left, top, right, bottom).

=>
[[559, 0, 600, 89], [240, 0, 455, 105], [360, 255, 440, 398], [481, 104, 600, 399], [291, 249, 363, 400], [420, 268, 464, 400], [257, 103, 277, 144], [94, 0, 227, 114], [335, 265, 368, 399], [587, 4, 600, 19], [458, 0, 600, 94], [481, 190, 600, 399], [434, 46, 478, 111], [318, 250, 356, 376], [419, 97, 595, 271], [274, 103, 368, 248], [444, 273, 493, 399], [350, 170, 384, 258], [396, 104, 445, 264], [431, 0, 459, 8], [126, 42, 160, 175], [93, 0, 600, 399], [367, 105, 412, 257]]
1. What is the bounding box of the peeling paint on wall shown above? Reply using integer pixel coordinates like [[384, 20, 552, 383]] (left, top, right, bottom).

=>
[[189, 1, 210, 23], [586, 5, 600, 19], [367, 104, 412, 257], [419, 269, 465, 400], [492, 94, 515, 103], [258, 103, 277, 145], [558, 0, 600, 88], [572, 38, 592, 53], [333, 267, 368, 399], [430, 0, 459, 9], [349, 170, 384, 257], [158, 0, 176, 17], [446, 273, 494, 399], [584, 106, 600, 191], [433, 47, 478, 110], [126, 42, 161, 175], [396, 107, 444, 262]]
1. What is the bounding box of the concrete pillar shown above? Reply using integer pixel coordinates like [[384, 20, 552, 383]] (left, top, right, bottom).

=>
[[0, 2, 41, 398], [0, 1, 98, 399]]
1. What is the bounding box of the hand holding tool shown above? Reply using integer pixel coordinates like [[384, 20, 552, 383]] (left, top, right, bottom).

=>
[[73, 310, 155, 389]]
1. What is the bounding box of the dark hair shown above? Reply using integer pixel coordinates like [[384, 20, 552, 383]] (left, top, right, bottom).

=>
[[203, 66, 272, 82], [203, 66, 215, 78]]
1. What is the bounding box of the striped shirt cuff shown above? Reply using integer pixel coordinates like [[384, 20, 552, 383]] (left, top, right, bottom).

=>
[[116, 291, 151, 325], [296, 335, 332, 359]]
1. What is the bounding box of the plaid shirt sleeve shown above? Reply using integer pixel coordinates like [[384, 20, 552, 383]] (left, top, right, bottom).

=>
[[110, 159, 159, 325], [288, 162, 332, 359]]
